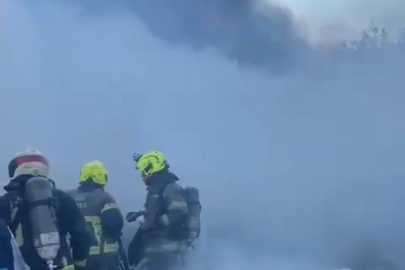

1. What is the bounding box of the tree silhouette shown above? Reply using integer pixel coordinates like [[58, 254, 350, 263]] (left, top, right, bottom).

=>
[[340, 20, 395, 52], [398, 27, 405, 47]]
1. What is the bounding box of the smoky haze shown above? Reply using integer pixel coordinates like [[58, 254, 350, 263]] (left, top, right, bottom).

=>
[[2, 0, 405, 269]]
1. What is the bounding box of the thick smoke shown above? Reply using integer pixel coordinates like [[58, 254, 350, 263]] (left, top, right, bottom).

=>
[[3, 0, 405, 270], [29, 0, 310, 73]]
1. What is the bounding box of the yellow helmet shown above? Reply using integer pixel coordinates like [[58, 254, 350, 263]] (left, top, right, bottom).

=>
[[80, 160, 108, 186], [134, 150, 167, 177]]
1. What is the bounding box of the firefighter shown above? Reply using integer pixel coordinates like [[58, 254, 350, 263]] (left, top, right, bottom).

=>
[[0, 147, 90, 270], [67, 161, 124, 270], [126, 151, 189, 270]]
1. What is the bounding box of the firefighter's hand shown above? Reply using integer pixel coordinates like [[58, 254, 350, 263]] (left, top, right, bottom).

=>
[[136, 215, 145, 227], [125, 211, 144, 222]]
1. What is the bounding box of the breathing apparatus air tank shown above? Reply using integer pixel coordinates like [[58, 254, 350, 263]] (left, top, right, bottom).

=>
[[24, 176, 60, 269], [183, 186, 201, 240]]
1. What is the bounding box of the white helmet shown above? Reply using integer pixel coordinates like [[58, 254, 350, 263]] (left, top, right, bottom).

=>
[[8, 147, 49, 179]]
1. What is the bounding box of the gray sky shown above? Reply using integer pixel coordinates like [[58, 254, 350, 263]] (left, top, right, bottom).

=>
[[2, 0, 405, 269]]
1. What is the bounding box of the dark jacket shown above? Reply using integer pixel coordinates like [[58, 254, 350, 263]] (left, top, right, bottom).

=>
[[0, 176, 91, 270], [70, 182, 124, 240], [143, 171, 188, 239], [0, 219, 14, 270]]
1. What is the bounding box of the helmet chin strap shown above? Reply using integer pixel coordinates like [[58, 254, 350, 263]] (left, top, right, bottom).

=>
[[142, 174, 150, 183]]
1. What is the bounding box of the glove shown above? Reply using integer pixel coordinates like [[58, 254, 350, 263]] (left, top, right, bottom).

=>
[[125, 211, 144, 222], [136, 215, 145, 227]]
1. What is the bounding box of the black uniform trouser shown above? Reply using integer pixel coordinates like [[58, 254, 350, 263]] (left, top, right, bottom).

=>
[[87, 255, 119, 270], [0, 220, 14, 270]]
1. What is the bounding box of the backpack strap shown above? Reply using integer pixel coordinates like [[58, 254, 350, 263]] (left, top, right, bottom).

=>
[[158, 181, 172, 198], [25, 197, 59, 209], [9, 205, 23, 235], [158, 181, 173, 214]]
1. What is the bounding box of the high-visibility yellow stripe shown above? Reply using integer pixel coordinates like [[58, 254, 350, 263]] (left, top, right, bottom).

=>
[[101, 203, 117, 213], [168, 201, 188, 213], [85, 216, 118, 255]]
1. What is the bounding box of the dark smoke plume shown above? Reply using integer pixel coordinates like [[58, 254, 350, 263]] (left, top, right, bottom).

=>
[[38, 0, 311, 73]]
